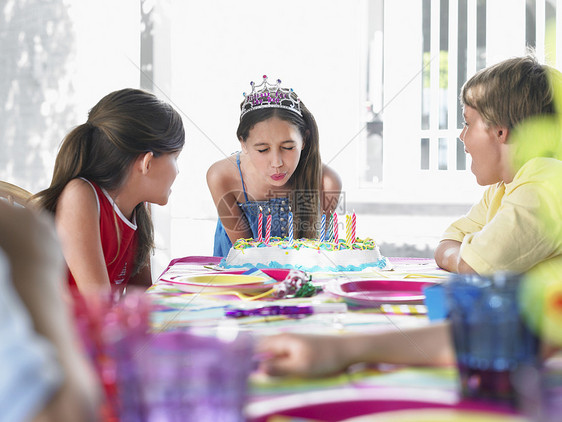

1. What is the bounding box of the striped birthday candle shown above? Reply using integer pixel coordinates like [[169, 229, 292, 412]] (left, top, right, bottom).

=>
[[287, 208, 294, 245], [265, 208, 272, 244], [345, 214, 352, 246], [333, 212, 339, 246], [257, 206, 263, 242], [319, 212, 326, 242], [351, 211, 357, 244]]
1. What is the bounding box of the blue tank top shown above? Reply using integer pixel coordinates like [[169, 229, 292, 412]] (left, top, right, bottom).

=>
[[213, 153, 290, 257]]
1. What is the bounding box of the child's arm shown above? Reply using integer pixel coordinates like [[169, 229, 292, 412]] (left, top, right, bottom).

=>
[[434, 240, 476, 273], [257, 322, 454, 378], [320, 164, 342, 215], [207, 160, 253, 243], [55, 178, 112, 296]]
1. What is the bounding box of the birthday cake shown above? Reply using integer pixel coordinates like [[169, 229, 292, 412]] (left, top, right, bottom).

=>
[[219, 237, 392, 273]]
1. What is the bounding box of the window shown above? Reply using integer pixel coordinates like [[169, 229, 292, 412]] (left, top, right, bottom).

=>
[[361, 0, 560, 204]]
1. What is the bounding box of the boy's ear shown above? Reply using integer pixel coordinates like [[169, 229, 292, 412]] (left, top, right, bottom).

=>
[[139, 152, 154, 175], [497, 126, 510, 144]]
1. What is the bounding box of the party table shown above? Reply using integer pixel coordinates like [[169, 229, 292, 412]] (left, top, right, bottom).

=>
[[146, 256, 528, 421]]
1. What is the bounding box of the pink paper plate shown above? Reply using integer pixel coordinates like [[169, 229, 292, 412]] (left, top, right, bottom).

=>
[[223, 268, 305, 282], [325, 279, 438, 306], [246, 388, 521, 422]]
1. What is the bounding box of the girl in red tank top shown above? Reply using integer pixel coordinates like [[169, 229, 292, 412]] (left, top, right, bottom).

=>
[[35, 89, 185, 301]]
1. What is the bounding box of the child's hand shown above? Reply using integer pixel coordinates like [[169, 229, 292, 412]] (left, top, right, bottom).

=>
[[256, 333, 349, 378]]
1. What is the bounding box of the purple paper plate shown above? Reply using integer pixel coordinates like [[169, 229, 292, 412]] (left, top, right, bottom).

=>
[[246, 388, 521, 422], [325, 279, 438, 306]]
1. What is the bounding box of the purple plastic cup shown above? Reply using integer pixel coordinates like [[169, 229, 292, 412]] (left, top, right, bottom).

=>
[[117, 329, 254, 422], [515, 363, 562, 421]]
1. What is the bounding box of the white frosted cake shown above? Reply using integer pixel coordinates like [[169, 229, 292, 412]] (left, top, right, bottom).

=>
[[220, 237, 392, 272]]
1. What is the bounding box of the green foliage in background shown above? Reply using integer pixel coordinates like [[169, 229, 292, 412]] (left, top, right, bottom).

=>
[[422, 50, 449, 89]]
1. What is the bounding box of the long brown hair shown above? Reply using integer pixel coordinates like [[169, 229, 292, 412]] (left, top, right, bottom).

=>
[[237, 93, 321, 238], [34, 88, 185, 274]]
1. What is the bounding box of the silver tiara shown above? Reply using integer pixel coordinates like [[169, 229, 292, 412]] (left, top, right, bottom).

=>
[[240, 75, 302, 119]]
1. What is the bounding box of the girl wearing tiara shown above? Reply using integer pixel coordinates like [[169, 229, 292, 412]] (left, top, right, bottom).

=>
[[207, 76, 341, 256], [35, 88, 185, 300]]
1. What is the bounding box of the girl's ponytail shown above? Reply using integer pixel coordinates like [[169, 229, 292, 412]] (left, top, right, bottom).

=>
[[36, 123, 93, 213]]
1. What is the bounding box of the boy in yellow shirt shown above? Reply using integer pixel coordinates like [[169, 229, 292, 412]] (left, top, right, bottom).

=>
[[435, 56, 562, 274]]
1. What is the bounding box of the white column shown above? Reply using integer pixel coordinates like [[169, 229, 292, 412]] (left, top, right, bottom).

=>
[[382, 0, 423, 198], [536, 0, 546, 62], [151, 0, 174, 280], [429, 0, 441, 171], [447, 0, 459, 171], [486, 0, 526, 66]]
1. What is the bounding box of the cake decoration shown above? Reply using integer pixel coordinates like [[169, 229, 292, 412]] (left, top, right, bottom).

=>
[[220, 213, 392, 273], [232, 237, 378, 252], [257, 206, 263, 243], [220, 237, 391, 273], [287, 207, 294, 246]]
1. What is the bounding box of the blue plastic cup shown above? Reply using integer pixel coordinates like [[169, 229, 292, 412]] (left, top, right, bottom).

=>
[[444, 272, 540, 406]]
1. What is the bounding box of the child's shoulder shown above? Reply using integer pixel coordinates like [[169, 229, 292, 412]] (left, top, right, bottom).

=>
[[516, 157, 562, 183], [206, 154, 240, 189], [55, 178, 100, 224], [59, 178, 98, 205], [321, 163, 342, 192]]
